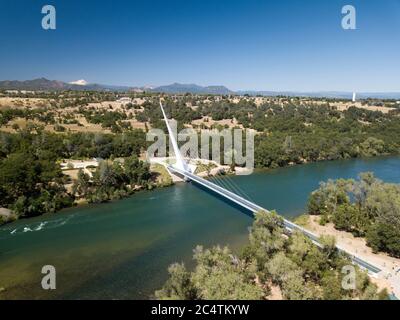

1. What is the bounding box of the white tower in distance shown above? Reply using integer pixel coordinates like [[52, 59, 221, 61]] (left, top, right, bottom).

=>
[[352, 92, 356, 102]]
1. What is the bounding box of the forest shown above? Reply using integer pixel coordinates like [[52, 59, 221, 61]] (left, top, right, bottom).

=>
[[136, 99, 400, 168], [307, 173, 400, 257], [0, 126, 150, 223], [155, 211, 388, 300], [72, 155, 151, 204]]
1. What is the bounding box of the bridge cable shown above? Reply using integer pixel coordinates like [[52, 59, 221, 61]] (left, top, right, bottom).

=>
[[178, 127, 253, 202], [209, 173, 236, 194], [213, 171, 253, 202], [208, 170, 250, 201]]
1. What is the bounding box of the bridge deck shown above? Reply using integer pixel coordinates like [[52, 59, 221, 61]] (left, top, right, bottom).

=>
[[168, 165, 382, 275]]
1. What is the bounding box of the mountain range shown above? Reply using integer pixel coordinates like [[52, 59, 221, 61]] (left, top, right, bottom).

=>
[[0, 78, 133, 92], [152, 83, 233, 95], [1, 78, 399, 99]]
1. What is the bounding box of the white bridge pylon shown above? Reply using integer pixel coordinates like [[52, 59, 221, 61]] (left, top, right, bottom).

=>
[[160, 101, 190, 173]]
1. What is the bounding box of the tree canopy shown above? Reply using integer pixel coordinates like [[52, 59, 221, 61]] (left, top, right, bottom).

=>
[[156, 211, 387, 300], [308, 173, 400, 257]]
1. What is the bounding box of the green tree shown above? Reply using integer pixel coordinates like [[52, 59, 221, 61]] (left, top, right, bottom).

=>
[[266, 252, 298, 284], [288, 232, 327, 281], [360, 137, 385, 157], [309, 173, 400, 257], [332, 203, 357, 232], [367, 222, 400, 257], [281, 269, 318, 300], [0, 151, 70, 217], [191, 246, 264, 300], [72, 169, 91, 198], [155, 263, 196, 300], [123, 155, 151, 186], [320, 271, 343, 300], [248, 211, 285, 270]]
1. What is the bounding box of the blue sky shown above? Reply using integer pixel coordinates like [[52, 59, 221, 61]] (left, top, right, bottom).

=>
[[0, 0, 399, 91]]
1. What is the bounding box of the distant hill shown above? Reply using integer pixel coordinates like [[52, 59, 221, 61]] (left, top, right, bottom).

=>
[[0, 78, 134, 92], [1, 78, 399, 99], [151, 83, 233, 95], [0, 78, 73, 91]]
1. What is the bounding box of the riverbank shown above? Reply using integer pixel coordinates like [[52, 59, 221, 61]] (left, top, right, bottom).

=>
[[1, 154, 398, 228], [295, 214, 400, 297], [2, 155, 400, 299], [0, 157, 233, 227]]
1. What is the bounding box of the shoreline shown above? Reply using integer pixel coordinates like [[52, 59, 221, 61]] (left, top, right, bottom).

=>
[[2, 153, 400, 228], [2, 155, 400, 299]]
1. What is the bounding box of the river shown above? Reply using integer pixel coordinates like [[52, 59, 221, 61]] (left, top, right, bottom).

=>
[[1, 156, 400, 299]]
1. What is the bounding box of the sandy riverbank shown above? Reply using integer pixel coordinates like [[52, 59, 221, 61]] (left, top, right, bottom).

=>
[[299, 215, 400, 297]]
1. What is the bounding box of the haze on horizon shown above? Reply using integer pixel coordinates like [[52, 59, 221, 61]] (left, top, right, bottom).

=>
[[0, 0, 399, 92]]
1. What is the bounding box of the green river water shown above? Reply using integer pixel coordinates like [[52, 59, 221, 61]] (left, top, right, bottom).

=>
[[1, 156, 400, 299]]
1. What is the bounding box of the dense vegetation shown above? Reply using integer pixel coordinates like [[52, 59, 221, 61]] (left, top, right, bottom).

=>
[[308, 173, 400, 257], [138, 100, 201, 129], [0, 127, 150, 224], [252, 105, 400, 168], [0, 126, 147, 159], [78, 107, 131, 133], [72, 156, 151, 203], [156, 211, 387, 300], [0, 147, 72, 221], [136, 99, 400, 168], [0, 107, 56, 126], [2, 94, 400, 171]]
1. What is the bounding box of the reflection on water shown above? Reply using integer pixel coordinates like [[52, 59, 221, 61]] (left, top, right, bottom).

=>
[[1, 156, 400, 299]]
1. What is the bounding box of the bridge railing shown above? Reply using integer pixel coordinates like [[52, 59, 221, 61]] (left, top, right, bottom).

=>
[[168, 165, 382, 275]]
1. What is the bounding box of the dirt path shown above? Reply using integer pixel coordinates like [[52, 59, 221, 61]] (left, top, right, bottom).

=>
[[304, 215, 400, 297]]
